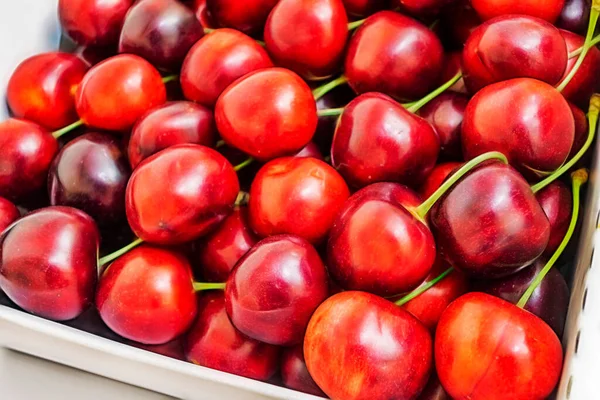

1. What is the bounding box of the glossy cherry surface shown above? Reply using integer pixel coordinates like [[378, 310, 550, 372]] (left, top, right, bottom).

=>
[[345, 11, 444, 101], [184, 291, 280, 380], [0, 198, 19, 233], [327, 183, 436, 296], [419, 92, 467, 160], [206, 0, 279, 36], [215, 68, 317, 161], [436, 292, 563, 400], [119, 0, 204, 70], [0, 119, 58, 202], [0, 207, 99, 321], [249, 157, 350, 244], [76, 54, 166, 132], [281, 345, 325, 396], [225, 235, 329, 346], [126, 144, 239, 245], [471, 0, 565, 23], [96, 245, 197, 344], [128, 101, 216, 168], [264, 0, 348, 80], [7, 52, 88, 130], [419, 162, 461, 199], [559, 30, 600, 108], [536, 181, 572, 257], [342, 0, 388, 16], [331, 92, 439, 188], [180, 28, 273, 107], [305, 291, 433, 400], [430, 162, 550, 278], [557, 0, 590, 34]]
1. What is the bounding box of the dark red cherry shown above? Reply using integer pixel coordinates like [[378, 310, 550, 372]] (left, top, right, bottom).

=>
[[438, 0, 481, 49], [419, 162, 461, 199], [0, 198, 19, 233], [557, 0, 590, 34], [398, 0, 456, 17], [536, 181, 572, 257], [281, 345, 325, 396], [206, 0, 279, 36], [418, 373, 451, 400], [439, 52, 467, 94], [471, 0, 565, 23], [342, 0, 388, 17], [419, 92, 467, 160], [191, 0, 216, 28]]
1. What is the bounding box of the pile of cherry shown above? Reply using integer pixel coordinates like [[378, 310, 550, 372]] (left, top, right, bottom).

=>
[[0, 0, 599, 398]]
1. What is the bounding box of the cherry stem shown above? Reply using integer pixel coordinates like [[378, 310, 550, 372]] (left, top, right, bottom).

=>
[[317, 107, 345, 117], [216, 140, 225, 148], [312, 75, 348, 101], [193, 282, 226, 292], [569, 34, 600, 58], [517, 168, 588, 308], [347, 19, 366, 31], [531, 94, 600, 193], [404, 72, 463, 114], [162, 75, 178, 84], [52, 119, 84, 139], [235, 191, 249, 206], [98, 238, 144, 267], [414, 151, 509, 220], [395, 267, 454, 306], [233, 157, 253, 171], [203, 28, 215, 34]]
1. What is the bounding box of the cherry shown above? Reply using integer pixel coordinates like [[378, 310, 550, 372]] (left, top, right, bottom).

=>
[[126, 144, 239, 245], [190, 0, 216, 28], [0, 119, 58, 202], [248, 157, 350, 244], [418, 373, 451, 400], [398, 0, 456, 17], [281, 345, 325, 396], [331, 92, 439, 188], [48, 132, 131, 226], [345, 11, 444, 101], [293, 142, 323, 159], [0, 206, 99, 321], [342, 0, 388, 17], [471, 0, 565, 23], [7, 52, 88, 130], [215, 68, 317, 161], [567, 102, 592, 168], [225, 234, 329, 346], [536, 181, 572, 256], [128, 101, 216, 168], [180, 28, 273, 107], [438, 52, 467, 94], [438, 0, 482, 49], [96, 245, 197, 344], [119, 0, 204, 70], [462, 78, 574, 177], [557, 0, 591, 33], [462, 15, 568, 93], [205, 0, 279, 36], [264, 0, 348, 80], [435, 293, 563, 399], [419, 162, 461, 199], [76, 54, 167, 132], [58, 0, 133, 46], [0, 197, 19, 233], [419, 92, 467, 160], [304, 291, 432, 400]]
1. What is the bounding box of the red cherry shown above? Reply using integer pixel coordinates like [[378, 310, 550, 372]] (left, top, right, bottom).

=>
[[436, 292, 563, 400], [206, 0, 279, 36], [342, 0, 388, 17], [345, 11, 444, 101], [184, 291, 280, 380], [438, 52, 467, 94], [215, 68, 317, 161], [7, 52, 88, 130], [471, 0, 565, 23], [75, 54, 167, 132], [0, 206, 99, 321], [398, 0, 456, 17], [128, 101, 216, 168], [126, 144, 239, 245], [225, 235, 329, 346], [248, 157, 350, 244], [567, 102, 591, 168], [419, 162, 461, 199], [191, 0, 216, 28], [281, 345, 325, 396], [293, 142, 323, 159], [304, 291, 433, 400], [0, 197, 19, 233], [180, 28, 273, 107], [536, 181, 572, 257]]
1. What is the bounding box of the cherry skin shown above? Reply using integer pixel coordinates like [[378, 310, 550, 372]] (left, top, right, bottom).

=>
[[184, 291, 280, 380], [462, 15, 567, 93], [536, 181, 572, 257], [439, 52, 467, 94], [293, 142, 323, 159], [471, 0, 565, 23], [345, 11, 444, 101], [435, 292, 563, 400], [304, 291, 433, 400], [0, 119, 58, 202], [215, 68, 317, 161], [462, 78, 574, 177], [180, 28, 273, 107], [48, 133, 131, 226], [264, 0, 348, 80], [128, 101, 216, 168], [248, 157, 350, 244], [0, 206, 99, 321], [430, 162, 550, 278], [281, 345, 325, 397], [567, 103, 591, 168], [119, 0, 204, 70], [418, 373, 451, 400], [206, 0, 279, 36], [191, 0, 216, 28], [0, 197, 19, 233], [76, 54, 166, 132], [7, 52, 88, 130], [398, 0, 456, 17], [225, 234, 329, 346], [194, 207, 258, 282], [126, 144, 239, 245], [342, 0, 388, 17], [96, 245, 197, 344], [438, 0, 482, 49], [419, 162, 461, 199], [557, 0, 590, 34], [327, 183, 436, 296], [58, 0, 133, 46], [331, 92, 440, 189]]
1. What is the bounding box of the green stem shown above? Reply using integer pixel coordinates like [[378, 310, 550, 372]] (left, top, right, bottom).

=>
[[233, 157, 253, 171], [203, 28, 214, 34], [216, 140, 225, 148], [193, 282, 226, 292], [568, 34, 600, 58], [414, 151, 509, 220], [405, 72, 463, 113], [52, 119, 84, 139], [395, 267, 454, 306], [317, 107, 345, 117], [531, 94, 600, 193], [348, 19, 366, 30], [162, 75, 178, 84], [312, 75, 348, 101], [256, 39, 266, 47], [517, 169, 588, 308], [235, 191, 249, 206], [98, 238, 144, 267]]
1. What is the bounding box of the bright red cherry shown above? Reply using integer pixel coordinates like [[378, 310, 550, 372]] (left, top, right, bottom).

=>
[[0, 197, 19, 233], [419, 92, 467, 160], [536, 181, 572, 257], [281, 345, 325, 396], [206, 0, 279, 36], [419, 162, 461, 199], [559, 29, 600, 108], [342, 0, 387, 16], [471, 0, 565, 23]]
